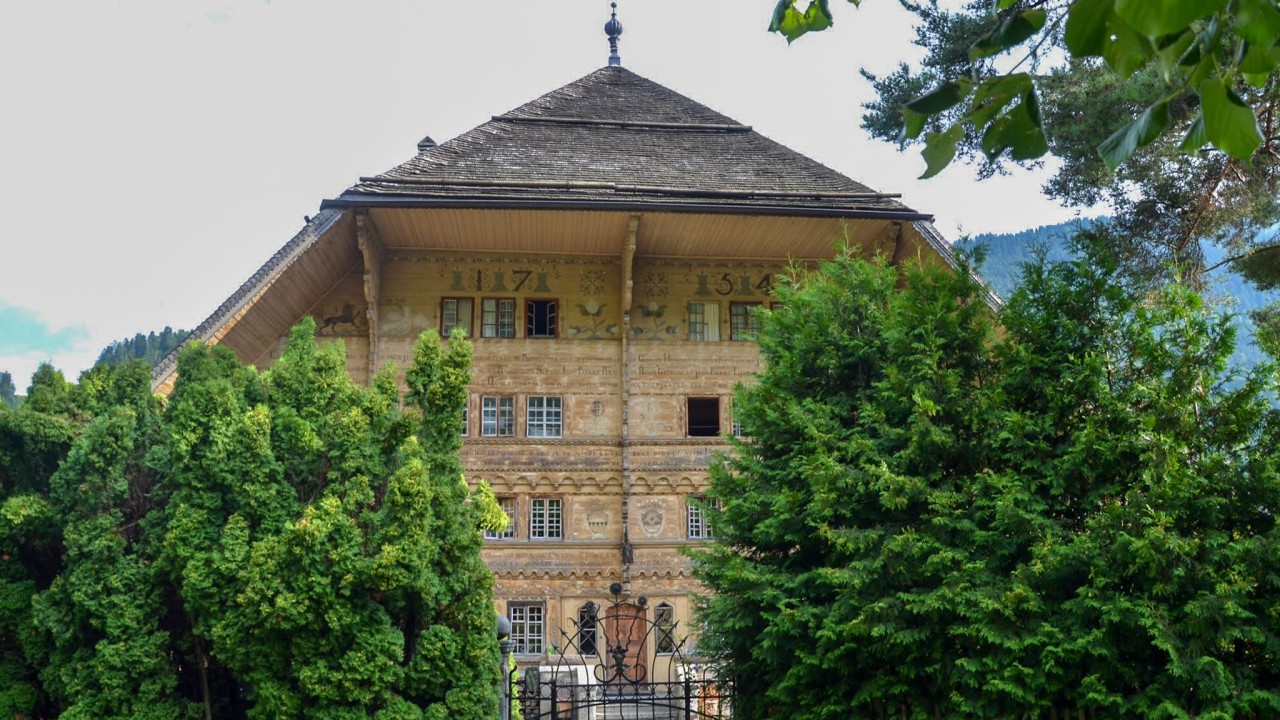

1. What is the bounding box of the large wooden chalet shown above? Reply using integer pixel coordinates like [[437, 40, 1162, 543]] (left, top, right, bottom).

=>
[[153, 52, 962, 678]]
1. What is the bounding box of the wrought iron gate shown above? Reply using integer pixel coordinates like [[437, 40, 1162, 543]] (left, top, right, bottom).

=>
[[515, 584, 731, 720]]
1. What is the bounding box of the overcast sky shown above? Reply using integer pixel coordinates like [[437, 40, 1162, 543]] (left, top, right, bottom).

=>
[[0, 0, 1091, 389]]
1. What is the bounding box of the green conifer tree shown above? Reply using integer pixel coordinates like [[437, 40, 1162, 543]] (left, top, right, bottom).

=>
[[158, 319, 501, 719], [692, 241, 1280, 718], [0, 371, 16, 409]]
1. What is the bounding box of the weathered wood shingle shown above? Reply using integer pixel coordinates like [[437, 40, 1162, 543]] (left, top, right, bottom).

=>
[[324, 67, 925, 218]]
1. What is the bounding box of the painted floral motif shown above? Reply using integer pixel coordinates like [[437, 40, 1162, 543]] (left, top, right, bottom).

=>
[[632, 301, 678, 341], [568, 298, 618, 339]]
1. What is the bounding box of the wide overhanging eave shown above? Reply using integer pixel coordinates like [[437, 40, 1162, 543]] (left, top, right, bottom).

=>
[[319, 194, 934, 223]]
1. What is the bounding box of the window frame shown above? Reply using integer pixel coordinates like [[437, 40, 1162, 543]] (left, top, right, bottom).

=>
[[577, 604, 599, 656], [509, 602, 545, 656], [529, 497, 563, 540], [481, 395, 515, 437], [686, 397, 720, 437], [484, 496, 517, 540], [481, 297, 517, 339], [654, 602, 677, 655], [729, 301, 764, 341], [687, 301, 721, 342], [525, 298, 559, 339], [687, 495, 718, 540], [441, 297, 474, 339], [526, 395, 563, 438]]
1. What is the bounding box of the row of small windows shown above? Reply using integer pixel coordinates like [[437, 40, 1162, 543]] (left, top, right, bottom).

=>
[[484, 496, 717, 541], [464, 395, 741, 439], [441, 297, 768, 341], [507, 602, 678, 656], [465, 396, 563, 438], [443, 298, 554, 339]]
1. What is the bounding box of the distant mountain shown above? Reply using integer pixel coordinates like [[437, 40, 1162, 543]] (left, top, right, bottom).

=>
[[959, 220, 1279, 369], [957, 220, 1091, 299]]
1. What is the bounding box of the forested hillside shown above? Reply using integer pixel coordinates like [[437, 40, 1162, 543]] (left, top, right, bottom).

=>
[[960, 221, 1280, 368], [95, 326, 188, 367]]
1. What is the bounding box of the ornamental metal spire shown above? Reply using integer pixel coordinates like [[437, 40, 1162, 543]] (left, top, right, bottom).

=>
[[605, 2, 623, 66]]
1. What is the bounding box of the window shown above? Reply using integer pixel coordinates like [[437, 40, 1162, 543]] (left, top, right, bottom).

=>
[[526, 396, 563, 438], [460, 403, 469, 437], [481, 396, 515, 437], [441, 298, 474, 339], [730, 302, 763, 340], [687, 496, 718, 540], [530, 498, 562, 539], [509, 603, 545, 655], [654, 603, 677, 654], [485, 497, 517, 540], [526, 299, 558, 338], [577, 603, 599, 656], [730, 402, 743, 438], [687, 397, 720, 437], [687, 302, 721, 341], [481, 298, 516, 338]]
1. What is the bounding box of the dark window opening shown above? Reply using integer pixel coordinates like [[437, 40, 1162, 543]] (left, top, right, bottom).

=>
[[687, 397, 720, 437], [578, 604, 598, 656], [526, 300, 558, 338]]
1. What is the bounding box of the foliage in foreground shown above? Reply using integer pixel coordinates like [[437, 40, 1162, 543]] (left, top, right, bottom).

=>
[[777, 1, 1280, 348], [0, 319, 502, 719], [693, 239, 1280, 719]]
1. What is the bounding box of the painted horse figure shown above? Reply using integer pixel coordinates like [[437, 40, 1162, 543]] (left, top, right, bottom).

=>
[[322, 303, 357, 333]]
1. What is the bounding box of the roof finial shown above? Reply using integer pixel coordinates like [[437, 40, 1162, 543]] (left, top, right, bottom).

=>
[[605, 2, 623, 67]]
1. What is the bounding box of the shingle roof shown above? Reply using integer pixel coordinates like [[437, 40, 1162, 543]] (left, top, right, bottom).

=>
[[323, 66, 928, 219]]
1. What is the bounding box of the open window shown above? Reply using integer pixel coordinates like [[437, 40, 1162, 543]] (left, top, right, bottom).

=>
[[526, 299, 558, 338], [687, 397, 720, 437]]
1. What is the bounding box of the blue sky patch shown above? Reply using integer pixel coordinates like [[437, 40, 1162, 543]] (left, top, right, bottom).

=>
[[0, 302, 91, 355]]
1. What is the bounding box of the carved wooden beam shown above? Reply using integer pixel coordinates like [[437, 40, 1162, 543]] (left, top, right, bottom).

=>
[[622, 215, 638, 314], [889, 221, 910, 266], [355, 211, 383, 376], [619, 214, 640, 581]]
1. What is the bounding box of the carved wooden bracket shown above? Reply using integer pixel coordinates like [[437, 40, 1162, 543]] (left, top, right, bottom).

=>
[[356, 211, 384, 374]]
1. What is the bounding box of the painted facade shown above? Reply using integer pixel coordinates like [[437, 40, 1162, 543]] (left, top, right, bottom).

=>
[[154, 62, 966, 681]]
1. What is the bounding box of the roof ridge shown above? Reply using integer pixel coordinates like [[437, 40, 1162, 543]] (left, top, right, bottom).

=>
[[493, 113, 751, 132], [356, 174, 900, 200]]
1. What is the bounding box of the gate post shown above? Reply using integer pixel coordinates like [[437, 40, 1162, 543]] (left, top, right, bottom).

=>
[[550, 677, 559, 720], [498, 616, 511, 720], [684, 674, 694, 720]]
